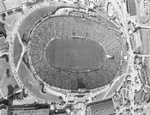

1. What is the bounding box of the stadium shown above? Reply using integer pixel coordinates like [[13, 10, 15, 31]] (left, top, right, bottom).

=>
[[1, 0, 150, 115], [9, 2, 129, 114], [27, 15, 123, 90]]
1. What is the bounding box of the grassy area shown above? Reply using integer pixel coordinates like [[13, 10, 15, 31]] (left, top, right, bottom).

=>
[[18, 5, 60, 42], [13, 34, 22, 68], [18, 61, 61, 102], [140, 29, 150, 85], [46, 38, 105, 70], [0, 58, 20, 98]]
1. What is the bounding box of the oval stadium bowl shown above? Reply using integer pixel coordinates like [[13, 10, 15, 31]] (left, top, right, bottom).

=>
[[9, 1, 127, 106], [27, 15, 124, 90]]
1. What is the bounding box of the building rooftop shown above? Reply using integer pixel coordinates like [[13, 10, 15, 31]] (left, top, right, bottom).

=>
[[3, 0, 22, 11], [87, 98, 115, 115], [12, 109, 49, 115], [0, 0, 28, 14], [0, 108, 7, 115], [0, 0, 6, 14]]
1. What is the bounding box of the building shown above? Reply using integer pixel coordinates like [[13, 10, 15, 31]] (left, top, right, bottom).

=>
[[10, 104, 50, 115], [0, 0, 28, 14], [87, 98, 115, 115]]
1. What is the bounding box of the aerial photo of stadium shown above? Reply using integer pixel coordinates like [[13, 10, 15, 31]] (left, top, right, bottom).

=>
[[0, 0, 150, 115]]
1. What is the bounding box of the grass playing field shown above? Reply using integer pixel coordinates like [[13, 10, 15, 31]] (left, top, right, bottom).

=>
[[46, 38, 106, 71]]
